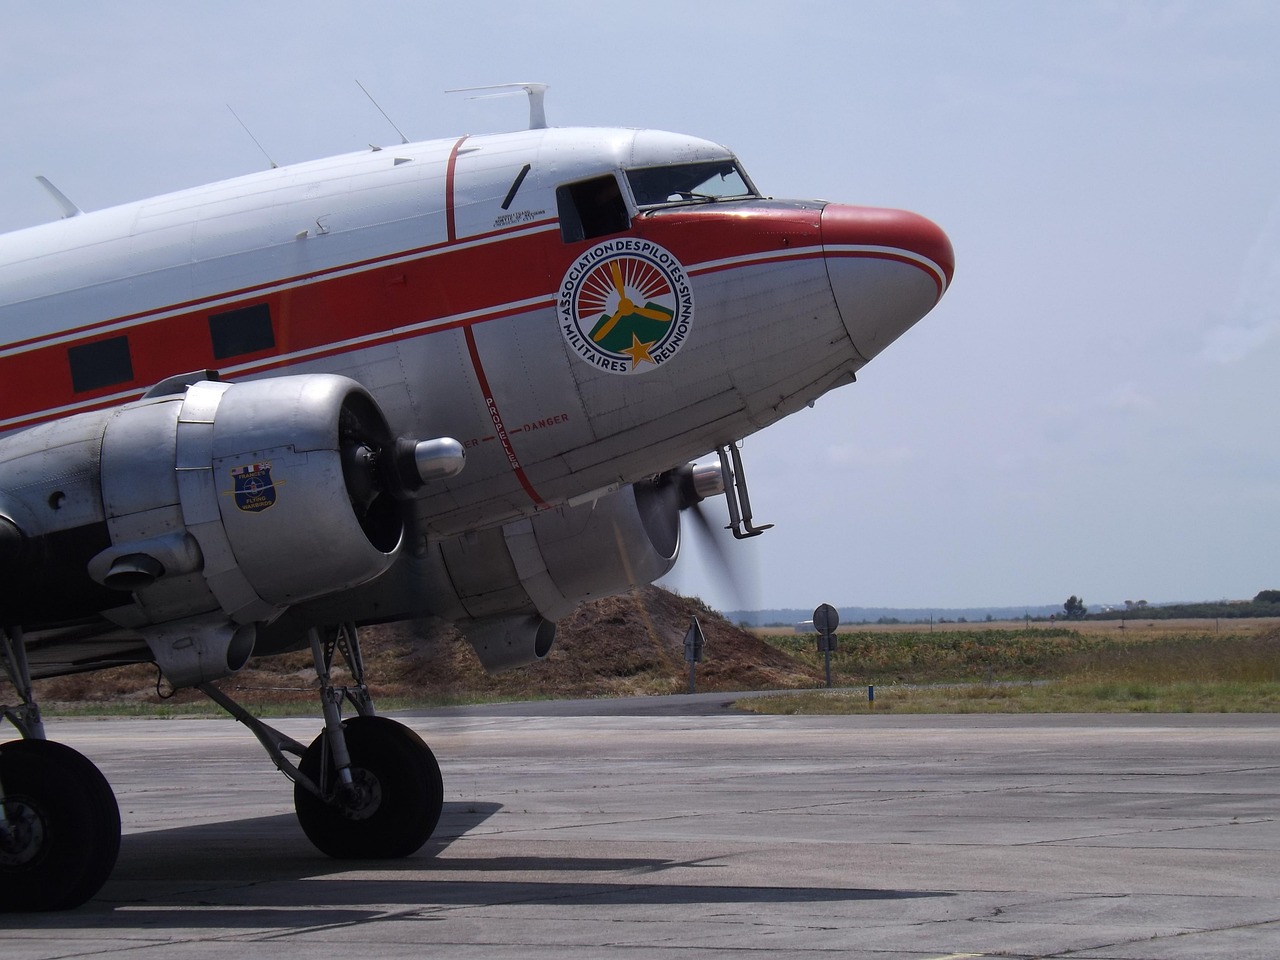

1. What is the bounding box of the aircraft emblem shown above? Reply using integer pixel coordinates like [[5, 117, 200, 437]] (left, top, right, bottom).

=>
[[557, 240, 693, 374], [231, 462, 277, 513]]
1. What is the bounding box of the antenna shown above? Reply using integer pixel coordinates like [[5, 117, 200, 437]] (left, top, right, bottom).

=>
[[447, 82, 549, 130], [356, 79, 410, 145], [35, 176, 83, 218], [226, 105, 278, 169]]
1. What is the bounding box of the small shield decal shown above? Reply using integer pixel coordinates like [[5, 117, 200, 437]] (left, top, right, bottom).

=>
[[231, 462, 277, 513]]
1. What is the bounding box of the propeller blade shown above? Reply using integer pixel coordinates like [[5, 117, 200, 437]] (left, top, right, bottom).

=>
[[683, 499, 751, 613]]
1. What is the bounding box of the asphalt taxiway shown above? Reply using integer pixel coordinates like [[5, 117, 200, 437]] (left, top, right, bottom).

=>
[[5, 703, 1279, 959]]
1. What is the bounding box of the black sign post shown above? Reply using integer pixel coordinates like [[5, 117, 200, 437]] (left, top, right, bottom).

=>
[[683, 616, 706, 694], [812, 603, 840, 689]]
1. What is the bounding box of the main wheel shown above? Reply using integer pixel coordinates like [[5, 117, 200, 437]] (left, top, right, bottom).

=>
[[0, 739, 121, 912], [293, 716, 443, 859]]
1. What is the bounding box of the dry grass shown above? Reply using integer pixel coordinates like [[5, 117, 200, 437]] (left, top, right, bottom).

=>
[[752, 617, 1279, 637], [742, 625, 1280, 715], [13, 587, 822, 716], [8, 594, 1279, 716]]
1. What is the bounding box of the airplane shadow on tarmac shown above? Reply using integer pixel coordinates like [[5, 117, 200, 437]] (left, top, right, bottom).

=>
[[35, 802, 947, 929]]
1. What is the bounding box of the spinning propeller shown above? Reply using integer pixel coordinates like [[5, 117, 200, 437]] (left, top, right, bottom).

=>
[[650, 460, 757, 611]]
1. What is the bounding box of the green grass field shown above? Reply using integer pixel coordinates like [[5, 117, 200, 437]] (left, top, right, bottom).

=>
[[743, 623, 1280, 714]]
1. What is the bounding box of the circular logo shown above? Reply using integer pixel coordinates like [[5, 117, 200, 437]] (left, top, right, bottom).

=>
[[557, 240, 694, 375]]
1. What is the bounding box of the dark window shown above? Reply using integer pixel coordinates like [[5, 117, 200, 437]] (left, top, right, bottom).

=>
[[556, 175, 630, 243], [209, 303, 275, 359], [626, 160, 757, 207], [68, 336, 133, 393]]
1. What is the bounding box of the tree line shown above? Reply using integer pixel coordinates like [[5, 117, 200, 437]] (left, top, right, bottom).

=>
[[1063, 590, 1280, 621]]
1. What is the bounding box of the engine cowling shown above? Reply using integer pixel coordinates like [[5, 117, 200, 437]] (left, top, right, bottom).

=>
[[417, 476, 682, 671], [0, 374, 424, 685]]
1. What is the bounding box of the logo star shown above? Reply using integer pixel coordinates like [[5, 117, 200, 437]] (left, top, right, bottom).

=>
[[620, 332, 658, 368]]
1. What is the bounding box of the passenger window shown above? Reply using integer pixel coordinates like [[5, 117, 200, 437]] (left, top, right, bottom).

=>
[[68, 336, 133, 393], [209, 303, 275, 360], [556, 175, 630, 243]]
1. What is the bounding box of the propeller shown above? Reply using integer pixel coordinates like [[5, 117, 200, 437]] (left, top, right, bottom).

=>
[[652, 462, 753, 613], [337, 396, 465, 553]]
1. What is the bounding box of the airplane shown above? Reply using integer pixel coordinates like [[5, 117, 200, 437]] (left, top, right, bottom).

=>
[[0, 86, 953, 910]]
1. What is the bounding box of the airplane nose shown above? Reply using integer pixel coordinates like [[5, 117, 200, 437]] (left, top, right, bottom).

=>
[[821, 203, 954, 362]]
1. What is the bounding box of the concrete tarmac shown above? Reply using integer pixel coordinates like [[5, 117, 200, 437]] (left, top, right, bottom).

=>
[[4, 703, 1280, 959]]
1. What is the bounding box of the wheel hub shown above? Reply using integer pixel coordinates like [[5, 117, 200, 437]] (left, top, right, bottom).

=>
[[0, 799, 46, 867], [336, 768, 383, 821]]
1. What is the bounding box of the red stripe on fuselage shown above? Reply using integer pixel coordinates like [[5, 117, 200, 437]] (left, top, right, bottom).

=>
[[445, 135, 469, 243], [1, 217, 557, 357], [824, 248, 949, 300], [0, 222, 559, 428], [1, 204, 945, 433], [463, 325, 549, 509]]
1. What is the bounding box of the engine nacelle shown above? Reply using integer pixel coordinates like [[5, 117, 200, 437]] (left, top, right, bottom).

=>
[[113, 376, 405, 624], [144, 614, 260, 689], [418, 477, 681, 671], [463, 614, 558, 673], [0, 374, 415, 684]]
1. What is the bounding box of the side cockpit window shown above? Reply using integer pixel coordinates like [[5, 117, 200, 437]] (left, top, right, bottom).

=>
[[556, 174, 630, 243]]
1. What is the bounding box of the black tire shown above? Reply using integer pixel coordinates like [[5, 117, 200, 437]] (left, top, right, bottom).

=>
[[0, 739, 121, 912], [294, 716, 443, 859]]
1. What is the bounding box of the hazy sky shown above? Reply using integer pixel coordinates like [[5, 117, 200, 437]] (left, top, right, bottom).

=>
[[3, 2, 1277, 612]]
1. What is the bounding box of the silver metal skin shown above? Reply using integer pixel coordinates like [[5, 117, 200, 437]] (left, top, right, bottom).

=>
[[411, 438, 466, 483], [89, 532, 203, 590], [690, 462, 727, 502], [141, 614, 257, 690], [0, 126, 950, 678], [0, 109, 952, 907], [463, 614, 557, 673], [427, 481, 680, 625], [0, 374, 416, 685]]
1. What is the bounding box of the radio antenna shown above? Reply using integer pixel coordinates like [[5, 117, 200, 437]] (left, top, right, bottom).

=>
[[356, 79, 410, 145], [226, 105, 278, 169], [448, 82, 549, 130], [35, 176, 83, 218]]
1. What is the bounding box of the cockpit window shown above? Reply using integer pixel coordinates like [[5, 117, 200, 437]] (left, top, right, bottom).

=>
[[556, 174, 630, 243], [626, 160, 757, 208]]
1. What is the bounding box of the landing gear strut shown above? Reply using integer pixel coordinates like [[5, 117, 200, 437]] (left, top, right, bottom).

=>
[[201, 622, 443, 861], [1, 627, 122, 912]]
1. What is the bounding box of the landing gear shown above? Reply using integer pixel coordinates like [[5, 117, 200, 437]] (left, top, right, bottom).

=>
[[0, 620, 441, 912], [0, 739, 121, 912], [203, 622, 443, 862], [295, 715, 442, 858], [1, 627, 121, 913]]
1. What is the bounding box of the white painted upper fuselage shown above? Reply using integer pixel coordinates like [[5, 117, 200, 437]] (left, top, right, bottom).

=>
[[0, 124, 952, 540]]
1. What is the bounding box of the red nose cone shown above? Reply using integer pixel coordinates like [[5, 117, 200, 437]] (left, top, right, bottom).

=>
[[820, 204, 955, 294], [820, 204, 954, 362]]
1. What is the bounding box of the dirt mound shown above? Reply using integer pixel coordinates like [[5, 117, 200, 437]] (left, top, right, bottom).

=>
[[374, 585, 822, 701], [28, 587, 820, 709]]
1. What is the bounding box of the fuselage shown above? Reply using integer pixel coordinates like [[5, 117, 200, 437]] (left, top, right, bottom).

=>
[[0, 126, 951, 538]]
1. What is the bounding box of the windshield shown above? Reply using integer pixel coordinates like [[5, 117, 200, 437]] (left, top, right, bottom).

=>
[[626, 160, 757, 207]]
